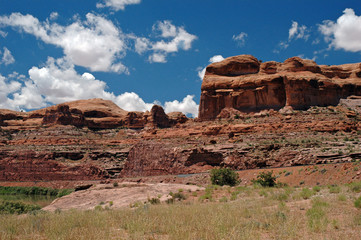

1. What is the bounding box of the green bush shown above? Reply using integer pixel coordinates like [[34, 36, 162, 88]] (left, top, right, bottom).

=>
[[301, 188, 314, 199], [355, 196, 361, 208], [252, 171, 277, 187], [0, 186, 73, 198], [148, 198, 160, 205], [210, 168, 239, 186], [312, 186, 321, 192], [328, 185, 341, 194], [348, 181, 361, 193], [0, 200, 41, 214]]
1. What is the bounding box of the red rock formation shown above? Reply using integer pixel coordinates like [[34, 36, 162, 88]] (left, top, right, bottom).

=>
[[0, 150, 108, 181], [199, 55, 361, 120], [42, 105, 85, 127], [149, 105, 170, 128], [1, 98, 187, 130]]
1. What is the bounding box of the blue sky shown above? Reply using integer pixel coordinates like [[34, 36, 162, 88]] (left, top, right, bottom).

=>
[[0, 0, 360, 117]]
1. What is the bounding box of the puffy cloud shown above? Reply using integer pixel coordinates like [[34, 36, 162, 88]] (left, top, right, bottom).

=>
[[318, 8, 361, 52], [197, 55, 225, 80], [164, 95, 199, 118], [27, 57, 116, 104], [1, 47, 15, 65], [274, 21, 309, 53], [232, 32, 248, 46], [134, 37, 150, 54], [148, 53, 166, 63], [146, 20, 197, 63], [152, 21, 197, 53], [153, 20, 178, 38], [97, 0, 141, 11], [0, 74, 21, 109], [288, 21, 309, 40], [0, 13, 128, 73], [209, 55, 225, 63], [114, 92, 153, 112], [0, 58, 197, 116], [49, 12, 58, 20]]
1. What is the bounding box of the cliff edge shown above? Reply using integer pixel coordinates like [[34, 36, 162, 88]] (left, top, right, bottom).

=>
[[199, 55, 361, 120]]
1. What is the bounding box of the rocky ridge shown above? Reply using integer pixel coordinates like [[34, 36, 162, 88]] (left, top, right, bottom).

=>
[[199, 55, 361, 120], [0, 56, 361, 183]]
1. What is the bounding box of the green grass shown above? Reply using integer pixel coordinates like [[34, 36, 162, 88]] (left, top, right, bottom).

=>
[[0, 186, 73, 198], [0, 200, 41, 214], [1, 183, 361, 239], [300, 188, 314, 199], [306, 198, 329, 232]]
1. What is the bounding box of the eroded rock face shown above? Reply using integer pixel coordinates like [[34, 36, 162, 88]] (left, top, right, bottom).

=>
[[0, 98, 187, 130], [199, 55, 361, 120], [0, 150, 108, 181]]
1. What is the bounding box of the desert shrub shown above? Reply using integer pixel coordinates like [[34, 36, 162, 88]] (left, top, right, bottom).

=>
[[148, 198, 160, 205], [348, 181, 361, 193], [337, 194, 347, 201], [328, 185, 341, 194], [252, 171, 277, 187], [301, 188, 314, 199], [272, 190, 290, 201], [259, 189, 268, 197], [94, 205, 103, 211], [355, 196, 361, 208], [199, 192, 213, 202], [0, 200, 41, 214], [173, 192, 186, 201], [113, 182, 119, 187], [306, 198, 329, 231], [312, 186, 321, 193], [210, 168, 239, 186], [166, 192, 186, 204], [56, 189, 73, 198]]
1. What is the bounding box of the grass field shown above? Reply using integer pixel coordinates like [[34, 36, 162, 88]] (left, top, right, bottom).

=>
[[1, 182, 361, 239]]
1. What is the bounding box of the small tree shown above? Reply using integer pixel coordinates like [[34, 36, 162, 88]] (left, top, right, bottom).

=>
[[252, 171, 277, 187], [210, 168, 240, 186]]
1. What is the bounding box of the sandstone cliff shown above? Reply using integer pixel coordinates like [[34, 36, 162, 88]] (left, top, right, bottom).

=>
[[199, 55, 361, 120], [0, 99, 187, 130]]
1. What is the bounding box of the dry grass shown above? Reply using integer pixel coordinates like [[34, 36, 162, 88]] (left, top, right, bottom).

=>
[[1, 184, 361, 240]]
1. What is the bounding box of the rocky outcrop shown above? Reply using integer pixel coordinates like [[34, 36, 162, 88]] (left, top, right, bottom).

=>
[[121, 142, 223, 177], [199, 55, 361, 120], [0, 150, 108, 181], [120, 140, 318, 177], [0, 98, 187, 130], [42, 105, 85, 127]]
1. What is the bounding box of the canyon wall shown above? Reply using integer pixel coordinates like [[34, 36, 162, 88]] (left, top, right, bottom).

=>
[[199, 55, 361, 120]]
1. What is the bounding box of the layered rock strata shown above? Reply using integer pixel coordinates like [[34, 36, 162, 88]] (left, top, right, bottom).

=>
[[0, 99, 187, 130], [199, 55, 361, 120]]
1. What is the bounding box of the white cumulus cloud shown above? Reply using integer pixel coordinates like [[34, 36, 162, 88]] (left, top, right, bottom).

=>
[[0, 12, 128, 73], [147, 20, 197, 63], [97, 0, 141, 11], [148, 53, 166, 63], [197, 55, 225, 80], [0, 74, 22, 109], [288, 21, 309, 40], [318, 8, 361, 52], [164, 95, 199, 118], [0, 58, 198, 116]]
